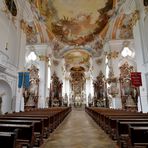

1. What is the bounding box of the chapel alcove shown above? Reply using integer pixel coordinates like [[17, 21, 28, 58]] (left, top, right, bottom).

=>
[[0, 79, 12, 114]]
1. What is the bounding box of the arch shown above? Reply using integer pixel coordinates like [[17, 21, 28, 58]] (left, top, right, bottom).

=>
[[118, 57, 136, 69], [0, 79, 12, 114]]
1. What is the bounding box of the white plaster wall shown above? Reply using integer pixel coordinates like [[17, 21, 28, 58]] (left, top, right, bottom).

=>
[[133, 24, 148, 112], [0, 0, 28, 112], [0, 11, 20, 67], [133, 0, 148, 113]]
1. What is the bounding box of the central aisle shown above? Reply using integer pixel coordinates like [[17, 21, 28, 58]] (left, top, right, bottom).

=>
[[42, 110, 116, 148]]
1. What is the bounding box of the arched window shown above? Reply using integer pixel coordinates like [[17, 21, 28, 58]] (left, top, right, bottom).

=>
[[105, 56, 110, 89], [47, 60, 51, 89], [5, 0, 17, 16], [105, 56, 109, 79], [144, 0, 148, 6]]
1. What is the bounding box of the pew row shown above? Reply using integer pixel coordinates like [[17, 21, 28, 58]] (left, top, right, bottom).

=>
[[85, 107, 148, 148], [0, 107, 71, 148]]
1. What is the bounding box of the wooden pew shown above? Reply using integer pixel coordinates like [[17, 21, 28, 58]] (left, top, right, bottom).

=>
[[0, 123, 35, 148], [0, 107, 71, 147], [107, 116, 148, 139], [5, 107, 71, 134], [116, 120, 148, 148], [85, 107, 148, 148], [6, 113, 57, 134], [0, 119, 43, 146], [128, 125, 148, 148], [86, 107, 148, 137], [0, 116, 50, 138], [0, 129, 19, 148]]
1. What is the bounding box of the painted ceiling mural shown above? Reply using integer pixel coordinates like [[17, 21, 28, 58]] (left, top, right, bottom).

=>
[[64, 49, 90, 71], [20, 0, 137, 72], [29, 0, 114, 45]]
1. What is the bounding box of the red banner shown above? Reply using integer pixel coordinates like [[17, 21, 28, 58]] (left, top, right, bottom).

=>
[[131, 72, 142, 87]]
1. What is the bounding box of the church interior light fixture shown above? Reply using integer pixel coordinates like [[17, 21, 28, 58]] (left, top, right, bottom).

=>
[[27, 51, 37, 61], [27, 46, 37, 62], [121, 46, 132, 57], [121, 41, 134, 58]]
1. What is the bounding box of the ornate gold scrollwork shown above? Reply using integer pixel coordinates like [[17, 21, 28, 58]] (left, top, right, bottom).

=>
[[38, 55, 49, 62], [119, 62, 138, 111], [105, 50, 119, 59]]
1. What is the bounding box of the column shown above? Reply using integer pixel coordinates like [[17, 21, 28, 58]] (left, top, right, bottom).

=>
[[133, 0, 148, 112], [15, 31, 26, 112], [36, 45, 49, 108]]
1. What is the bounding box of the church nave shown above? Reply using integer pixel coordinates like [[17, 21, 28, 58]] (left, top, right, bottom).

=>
[[42, 110, 116, 148], [0, 0, 148, 147]]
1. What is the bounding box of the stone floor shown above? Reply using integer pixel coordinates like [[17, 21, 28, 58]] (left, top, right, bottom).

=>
[[41, 110, 117, 148]]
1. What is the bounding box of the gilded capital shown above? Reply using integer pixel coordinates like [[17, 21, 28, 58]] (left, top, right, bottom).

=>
[[131, 10, 140, 27], [38, 55, 49, 62], [105, 50, 119, 59]]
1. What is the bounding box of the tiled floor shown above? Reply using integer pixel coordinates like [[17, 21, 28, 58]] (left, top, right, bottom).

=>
[[41, 110, 117, 148]]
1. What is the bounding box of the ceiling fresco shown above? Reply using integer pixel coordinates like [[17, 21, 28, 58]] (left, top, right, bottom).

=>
[[22, 0, 137, 73], [52, 42, 103, 59], [28, 0, 114, 45], [64, 50, 90, 65], [51, 0, 113, 45], [52, 0, 113, 45], [25, 0, 135, 46], [64, 49, 90, 71]]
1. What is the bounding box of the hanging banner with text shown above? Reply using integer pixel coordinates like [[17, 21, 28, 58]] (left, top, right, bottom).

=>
[[131, 72, 142, 87]]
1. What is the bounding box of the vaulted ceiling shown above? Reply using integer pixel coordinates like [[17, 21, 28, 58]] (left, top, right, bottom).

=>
[[29, 0, 113, 45], [20, 0, 136, 73]]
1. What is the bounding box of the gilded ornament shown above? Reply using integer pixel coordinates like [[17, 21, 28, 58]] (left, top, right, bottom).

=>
[[38, 55, 49, 62], [130, 10, 140, 27], [105, 50, 119, 59]]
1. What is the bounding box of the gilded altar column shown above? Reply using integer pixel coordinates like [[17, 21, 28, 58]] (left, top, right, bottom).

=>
[[38, 55, 49, 108]]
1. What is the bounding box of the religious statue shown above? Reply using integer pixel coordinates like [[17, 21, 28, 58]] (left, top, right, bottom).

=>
[[30, 79, 38, 96], [26, 94, 35, 107], [88, 93, 92, 107], [23, 65, 39, 109]]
